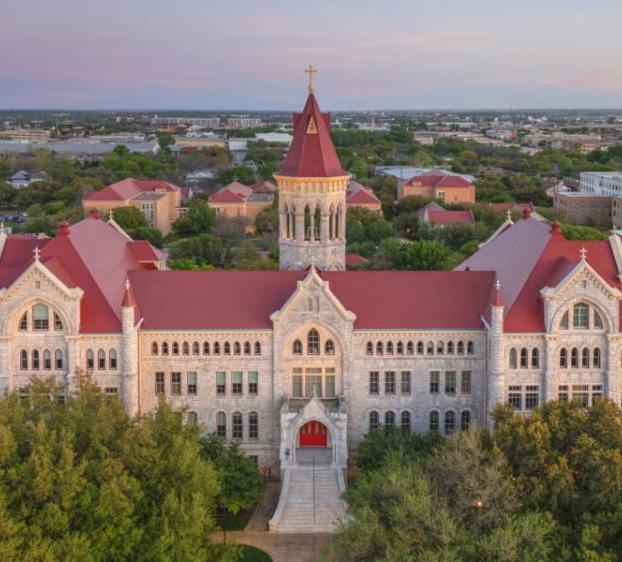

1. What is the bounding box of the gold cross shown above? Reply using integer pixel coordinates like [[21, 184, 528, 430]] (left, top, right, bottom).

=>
[[305, 65, 317, 93], [580, 246, 588, 261]]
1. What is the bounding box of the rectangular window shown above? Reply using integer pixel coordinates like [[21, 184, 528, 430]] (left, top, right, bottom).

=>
[[572, 385, 589, 407], [232, 371, 243, 395], [187, 372, 197, 395], [249, 415, 258, 440], [592, 384, 603, 404], [216, 371, 226, 395], [558, 385, 569, 402], [445, 371, 456, 395], [155, 372, 165, 395], [33, 304, 49, 330], [325, 369, 336, 398], [232, 415, 243, 439], [305, 370, 322, 398], [401, 371, 411, 395], [429, 371, 440, 394], [171, 372, 182, 395], [369, 371, 379, 395], [292, 368, 303, 397], [508, 385, 522, 410], [385, 371, 396, 394], [105, 387, 118, 396], [248, 371, 258, 394], [525, 385, 539, 410], [461, 371, 472, 394]]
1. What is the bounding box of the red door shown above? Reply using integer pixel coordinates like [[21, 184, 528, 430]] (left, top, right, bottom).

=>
[[299, 421, 328, 447]]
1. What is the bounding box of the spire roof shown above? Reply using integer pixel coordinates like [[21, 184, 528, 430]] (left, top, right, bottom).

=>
[[278, 93, 347, 178]]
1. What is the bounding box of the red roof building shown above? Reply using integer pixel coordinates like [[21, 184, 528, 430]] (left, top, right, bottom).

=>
[[398, 172, 476, 204], [346, 181, 382, 213]]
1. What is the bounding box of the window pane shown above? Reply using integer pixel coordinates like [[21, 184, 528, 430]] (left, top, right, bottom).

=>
[[33, 304, 49, 330], [573, 303, 589, 329], [187, 371, 197, 395]]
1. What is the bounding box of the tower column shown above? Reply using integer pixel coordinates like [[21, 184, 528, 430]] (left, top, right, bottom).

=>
[[321, 212, 329, 244], [295, 211, 304, 242]]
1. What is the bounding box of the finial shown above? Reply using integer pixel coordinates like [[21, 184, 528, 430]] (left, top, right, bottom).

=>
[[506, 208, 512, 221], [305, 65, 317, 94], [495, 279, 501, 291], [33, 246, 41, 261], [580, 246, 588, 261], [125, 279, 131, 291], [493, 278, 504, 307], [108, 208, 114, 221]]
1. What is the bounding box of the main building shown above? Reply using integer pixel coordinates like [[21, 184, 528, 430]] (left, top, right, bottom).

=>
[[2, 80, 621, 529]]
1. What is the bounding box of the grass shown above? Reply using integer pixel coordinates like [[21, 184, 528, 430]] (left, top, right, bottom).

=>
[[239, 545, 272, 562]]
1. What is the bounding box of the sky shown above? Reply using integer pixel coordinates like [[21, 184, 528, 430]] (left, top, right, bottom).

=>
[[2, 0, 622, 110]]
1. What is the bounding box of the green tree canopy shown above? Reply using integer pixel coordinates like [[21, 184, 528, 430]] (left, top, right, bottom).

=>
[[172, 199, 216, 237]]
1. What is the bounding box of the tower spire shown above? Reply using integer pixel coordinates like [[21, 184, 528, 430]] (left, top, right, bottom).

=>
[[305, 65, 317, 94]]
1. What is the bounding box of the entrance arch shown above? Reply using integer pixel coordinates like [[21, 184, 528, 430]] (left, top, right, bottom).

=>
[[299, 420, 329, 447]]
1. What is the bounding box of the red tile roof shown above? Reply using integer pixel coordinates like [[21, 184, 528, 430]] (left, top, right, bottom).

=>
[[128, 269, 495, 330], [427, 210, 475, 225], [347, 186, 380, 205], [208, 189, 245, 204], [345, 253, 369, 266], [489, 202, 534, 214], [84, 178, 181, 202], [278, 93, 347, 178], [404, 174, 472, 188]]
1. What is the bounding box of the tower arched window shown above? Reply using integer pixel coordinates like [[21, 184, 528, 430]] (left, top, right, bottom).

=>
[[293, 339, 303, 355], [325, 339, 335, 355], [254, 341, 261, 355], [172, 342, 179, 355], [290, 206, 296, 239], [457, 341, 465, 355], [162, 342, 169, 355], [426, 341, 434, 355], [376, 341, 383, 355], [307, 329, 320, 355], [406, 341, 414, 355], [329, 205, 335, 240], [417, 341, 424, 355], [313, 206, 321, 241], [224, 342, 231, 355], [593, 347, 601, 368], [182, 341, 190, 355], [369, 411, 379, 431], [396, 341, 404, 355], [366, 341, 373, 355], [234, 342, 241, 355], [193, 341, 200, 355], [447, 341, 455, 354], [304, 205, 312, 241], [467, 341, 474, 355], [437, 341, 444, 355], [203, 341, 210, 355], [244, 341, 251, 355], [386, 341, 394, 355], [151, 342, 159, 355], [509, 348, 517, 369], [214, 342, 221, 355], [560, 347, 567, 368], [335, 205, 341, 240]]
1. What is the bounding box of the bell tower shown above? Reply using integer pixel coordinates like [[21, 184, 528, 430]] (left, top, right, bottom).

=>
[[275, 67, 350, 271]]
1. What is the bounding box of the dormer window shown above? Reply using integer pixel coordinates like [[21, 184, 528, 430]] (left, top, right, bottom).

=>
[[559, 303, 605, 331], [573, 303, 589, 329], [33, 304, 49, 330], [18, 304, 64, 332]]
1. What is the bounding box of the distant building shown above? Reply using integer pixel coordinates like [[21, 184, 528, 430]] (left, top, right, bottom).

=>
[[580, 171, 622, 196], [418, 202, 475, 226], [398, 172, 476, 204], [254, 132, 293, 145], [9, 170, 49, 189], [227, 117, 263, 129], [346, 181, 382, 213], [553, 192, 612, 226], [151, 116, 221, 129], [82, 178, 190, 234], [0, 129, 51, 142], [208, 181, 276, 231]]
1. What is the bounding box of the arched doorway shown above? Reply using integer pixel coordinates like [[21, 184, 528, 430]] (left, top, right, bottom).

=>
[[299, 420, 328, 447]]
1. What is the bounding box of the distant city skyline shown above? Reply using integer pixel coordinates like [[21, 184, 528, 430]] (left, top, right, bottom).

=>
[[2, 0, 622, 111]]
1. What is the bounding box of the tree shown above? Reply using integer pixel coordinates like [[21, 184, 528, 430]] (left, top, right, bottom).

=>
[[216, 166, 256, 186], [170, 233, 224, 267], [110, 207, 164, 247], [172, 200, 216, 237]]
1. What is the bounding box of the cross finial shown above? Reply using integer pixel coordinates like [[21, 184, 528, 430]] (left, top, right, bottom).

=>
[[305, 65, 317, 94], [506, 208, 512, 221], [125, 279, 131, 291], [33, 246, 40, 261], [495, 279, 501, 291], [108, 208, 114, 221], [580, 246, 588, 261]]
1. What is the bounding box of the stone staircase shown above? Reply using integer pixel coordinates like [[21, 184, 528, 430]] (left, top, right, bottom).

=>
[[269, 463, 347, 533]]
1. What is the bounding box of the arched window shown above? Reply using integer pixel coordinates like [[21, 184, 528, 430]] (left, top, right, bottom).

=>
[[325, 339, 335, 355], [447, 341, 454, 354], [369, 411, 379, 431], [386, 341, 394, 355], [559, 311, 569, 330], [182, 341, 189, 355], [509, 348, 517, 369], [172, 342, 179, 355], [573, 303, 589, 329], [98, 349, 106, 370], [376, 341, 384, 356], [308, 329, 320, 355], [18, 313, 27, 331], [429, 411, 439, 432], [33, 304, 49, 330], [20, 349, 27, 370], [594, 311, 604, 329], [560, 347, 568, 368], [531, 348, 539, 369], [401, 411, 411, 432], [162, 342, 169, 355], [461, 410, 471, 431], [203, 341, 210, 355], [151, 342, 159, 355], [187, 411, 198, 424], [426, 341, 434, 355], [249, 412, 259, 440], [109, 350, 117, 370], [520, 348, 528, 368], [444, 411, 456, 434], [313, 206, 321, 241], [593, 347, 601, 368], [417, 341, 424, 355], [223, 342, 231, 355], [293, 339, 303, 355], [467, 341, 474, 355], [86, 349, 94, 370], [396, 342, 404, 355], [43, 349, 51, 370], [384, 411, 395, 430], [571, 347, 579, 368], [304, 205, 311, 241], [254, 341, 261, 355], [232, 412, 243, 439], [366, 341, 373, 355], [214, 342, 221, 355], [234, 342, 241, 355], [406, 341, 414, 355], [55, 349, 63, 370], [193, 341, 200, 355], [32, 350, 40, 370], [244, 341, 251, 355], [581, 347, 590, 368], [216, 412, 226, 437], [457, 341, 465, 355], [437, 341, 444, 355]]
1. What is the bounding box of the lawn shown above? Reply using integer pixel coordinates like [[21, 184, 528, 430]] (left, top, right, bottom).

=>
[[239, 545, 272, 562]]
